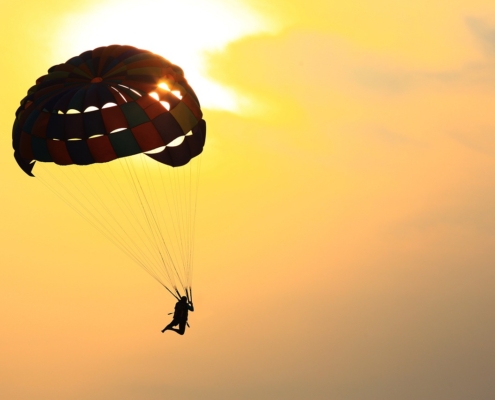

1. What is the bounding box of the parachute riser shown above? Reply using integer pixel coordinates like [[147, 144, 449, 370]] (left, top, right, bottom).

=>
[[185, 287, 193, 303], [164, 284, 181, 301]]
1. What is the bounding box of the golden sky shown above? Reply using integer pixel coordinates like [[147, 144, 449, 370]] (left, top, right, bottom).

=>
[[1, 0, 495, 399]]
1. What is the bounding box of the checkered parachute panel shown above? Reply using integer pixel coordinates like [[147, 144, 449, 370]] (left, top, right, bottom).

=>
[[13, 45, 206, 176]]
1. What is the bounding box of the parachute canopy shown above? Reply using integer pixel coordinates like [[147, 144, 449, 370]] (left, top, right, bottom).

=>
[[13, 44, 206, 176]]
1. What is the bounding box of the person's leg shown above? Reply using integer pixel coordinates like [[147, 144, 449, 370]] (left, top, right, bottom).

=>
[[177, 321, 186, 335], [161, 319, 178, 333], [169, 320, 186, 335]]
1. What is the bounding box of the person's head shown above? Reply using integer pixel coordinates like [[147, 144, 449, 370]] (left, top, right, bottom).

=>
[[181, 296, 187, 302]]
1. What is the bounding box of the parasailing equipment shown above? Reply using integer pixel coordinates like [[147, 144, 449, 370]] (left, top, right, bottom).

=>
[[12, 45, 206, 300]]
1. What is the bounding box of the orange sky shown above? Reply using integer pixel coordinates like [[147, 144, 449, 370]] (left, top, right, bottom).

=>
[[1, 0, 495, 399]]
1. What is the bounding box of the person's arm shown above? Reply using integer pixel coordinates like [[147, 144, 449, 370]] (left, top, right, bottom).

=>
[[188, 302, 194, 312]]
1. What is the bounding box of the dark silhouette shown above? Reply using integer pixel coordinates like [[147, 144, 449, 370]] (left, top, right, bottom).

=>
[[12, 45, 206, 177], [161, 296, 194, 335]]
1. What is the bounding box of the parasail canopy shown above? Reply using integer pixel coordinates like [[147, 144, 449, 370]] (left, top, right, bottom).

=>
[[13, 44, 206, 176]]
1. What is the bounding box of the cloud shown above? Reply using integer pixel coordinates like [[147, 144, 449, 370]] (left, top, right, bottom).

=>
[[466, 17, 495, 55], [451, 128, 495, 159]]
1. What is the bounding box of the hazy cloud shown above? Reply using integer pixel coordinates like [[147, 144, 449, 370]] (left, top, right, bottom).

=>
[[466, 17, 495, 55]]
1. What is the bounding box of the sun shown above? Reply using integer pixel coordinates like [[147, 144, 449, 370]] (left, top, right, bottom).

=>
[[53, 0, 276, 112]]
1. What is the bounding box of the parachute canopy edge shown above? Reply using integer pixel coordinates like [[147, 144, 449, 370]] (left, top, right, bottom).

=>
[[14, 150, 35, 177]]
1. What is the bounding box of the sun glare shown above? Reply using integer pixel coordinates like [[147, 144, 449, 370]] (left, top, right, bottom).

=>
[[158, 82, 170, 91], [54, 0, 277, 112]]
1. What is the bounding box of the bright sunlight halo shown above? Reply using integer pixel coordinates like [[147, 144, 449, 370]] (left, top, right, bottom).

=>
[[54, 0, 278, 112]]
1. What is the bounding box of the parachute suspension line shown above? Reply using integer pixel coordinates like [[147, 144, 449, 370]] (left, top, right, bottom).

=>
[[183, 160, 192, 287], [186, 159, 194, 285], [92, 163, 164, 278], [124, 157, 187, 292], [159, 161, 190, 290], [140, 156, 186, 292], [171, 165, 187, 288], [171, 163, 189, 286], [36, 169, 164, 285], [164, 284, 181, 301], [142, 158, 188, 294], [163, 165, 182, 275], [54, 165, 154, 268], [186, 160, 194, 284], [35, 154, 200, 297], [188, 153, 203, 290], [185, 286, 192, 302], [37, 175, 142, 268], [188, 157, 197, 287], [93, 163, 161, 267], [158, 167, 181, 246], [157, 162, 188, 291], [140, 157, 159, 224], [122, 157, 175, 287], [131, 156, 170, 275], [177, 159, 193, 291], [67, 166, 157, 268], [132, 158, 187, 292], [94, 155, 168, 282], [130, 160, 178, 289], [61, 164, 165, 282], [141, 157, 183, 274], [179, 162, 191, 286], [181, 162, 190, 286]]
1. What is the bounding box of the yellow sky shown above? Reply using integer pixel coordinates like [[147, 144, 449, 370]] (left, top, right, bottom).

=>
[[1, 0, 495, 399]]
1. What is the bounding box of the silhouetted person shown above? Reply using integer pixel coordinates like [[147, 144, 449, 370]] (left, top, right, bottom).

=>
[[161, 296, 194, 335]]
